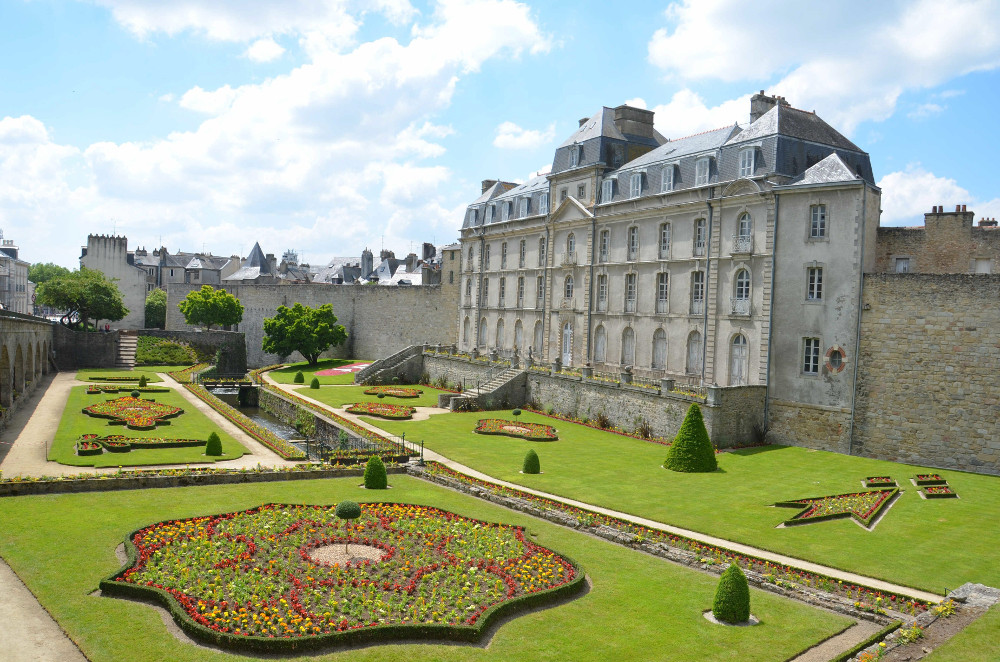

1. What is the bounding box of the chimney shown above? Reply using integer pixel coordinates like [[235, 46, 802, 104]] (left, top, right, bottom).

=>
[[613, 104, 655, 139], [481, 179, 498, 194], [361, 248, 373, 276], [380, 249, 395, 261], [406, 252, 418, 272], [422, 242, 436, 260], [750, 91, 790, 123]]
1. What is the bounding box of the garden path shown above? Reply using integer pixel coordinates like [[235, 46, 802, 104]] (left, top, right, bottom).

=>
[[266, 376, 944, 605], [787, 620, 882, 662]]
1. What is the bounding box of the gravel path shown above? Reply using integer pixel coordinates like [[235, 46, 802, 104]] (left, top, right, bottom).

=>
[[788, 620, 882, 662]]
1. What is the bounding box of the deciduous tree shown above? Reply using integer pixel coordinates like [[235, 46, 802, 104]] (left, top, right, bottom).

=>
[[36, 268, 128, 329], [262, 303, 347, 366], [177, 285, 243, 330], [145, 288, 167, 329]]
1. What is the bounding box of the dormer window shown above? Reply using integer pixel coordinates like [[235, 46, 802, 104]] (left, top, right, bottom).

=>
[[500, 201, 510, 221], [486, 204, 495, 223], [467, 208, 477, 224], [695, 158, 710, 186], [519, 197, 530, 217], [539, 192, 549, 215], [661, 165, 675, 192], [570, 144, 582, 168], [629, 172, 643, 199], [739, 148, 755, 178], [601, 178, 614, 203]]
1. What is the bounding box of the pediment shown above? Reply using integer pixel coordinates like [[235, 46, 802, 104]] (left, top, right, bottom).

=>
[[550, 196, 594, 223], [722, 179, 762, 197]]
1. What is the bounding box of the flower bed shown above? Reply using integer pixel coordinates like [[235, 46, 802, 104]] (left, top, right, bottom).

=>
[[168, 363, 211, 384], [474, 419, 558, 441], [82, 396, 184, 430], [420, 463, 929, 616], [922, 485, 958, 499], [363, 386, 423, 398], [76, 439, 103, 456], [864, 476, 897, 488], [76, 434, 206, 454], [184, 384, 306, 460], [913, 474, 947, 486], [84, 375, 145, 382], [101, 503, 583, 653], [345, 402, 415, 420], [87, 385, 170, 394], [774, 489, 898, 528]]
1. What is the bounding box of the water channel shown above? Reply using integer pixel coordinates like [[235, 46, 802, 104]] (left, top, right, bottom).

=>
[[209, 387, 316, 458]]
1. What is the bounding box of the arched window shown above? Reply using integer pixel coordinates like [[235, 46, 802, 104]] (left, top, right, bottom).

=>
[[733, 269, 751, 315], [730, 334, 748, 386], [561, 322, 573, 365], [652, 329, 667, 369], [686, 330, 703, 375], [594, 325, 607, 363], [564, 275, 574, 299], [478, 318, 487, 346], [514, 319, 524, 349], [533, 321, 544, 356], [621, 327, 636, 366], [567, 232, 576, 254], [734, 212, 752, 253], [738, 212, 752, 239], [463, 317, 471, 345], [496, 319, 505, 348]]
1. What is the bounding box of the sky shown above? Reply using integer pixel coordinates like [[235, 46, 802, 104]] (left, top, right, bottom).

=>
[[2, 0, 999, 270]]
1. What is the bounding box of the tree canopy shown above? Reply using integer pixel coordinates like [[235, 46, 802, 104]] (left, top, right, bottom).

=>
[[262, 302, 348, 365], [28, 262, 71, 285], [36, 268, 128, 329], [145, 289, 167, 329], [177, 285, 244, 330]]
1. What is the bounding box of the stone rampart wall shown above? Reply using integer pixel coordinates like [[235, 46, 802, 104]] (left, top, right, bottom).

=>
[[137, 329, 246, 374], [767, 400, 851, 454], [52, 324, 116, 369]]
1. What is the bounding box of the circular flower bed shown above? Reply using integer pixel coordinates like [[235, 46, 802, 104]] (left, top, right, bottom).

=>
[[102, 503, 583, 653], [363, 386, 423, 398], [82, 396, 183, 430], [345, 402, 415, 420], [475, 419, 558, 441]]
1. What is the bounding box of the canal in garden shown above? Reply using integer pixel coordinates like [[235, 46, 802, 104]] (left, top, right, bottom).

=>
[[209, 387, 314, 457]]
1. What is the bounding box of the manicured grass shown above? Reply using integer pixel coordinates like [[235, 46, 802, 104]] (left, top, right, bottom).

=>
[[76, 367, 194, 383], [0, 476, 851, 662], [50, 386, 247, 467], [295, 384, 452, 408], [269, 358, 371, 385], [924, 605, 1000, 661], [368, 411, 1000, 594]]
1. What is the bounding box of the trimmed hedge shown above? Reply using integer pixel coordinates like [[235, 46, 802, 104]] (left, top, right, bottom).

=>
[[523, 449, 541, 474], [663, 404, 717, 473], [293, 371, 305, 384], [363, 456, 388, 489], [205, 432, 223, 456], [712, 563, 750, 624], [309, 377, 320, 389]]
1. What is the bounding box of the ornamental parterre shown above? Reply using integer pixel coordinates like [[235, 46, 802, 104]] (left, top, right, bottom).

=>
[[102, 503, 583, 651], [87, 385, 170, 394], [474, 419, 558, 441], [363, 386, 423, 398], [82, 396, 183, 430], [345, 402, 415, 420], [774, 489, 898, 528], [75, 434, 205, 455]]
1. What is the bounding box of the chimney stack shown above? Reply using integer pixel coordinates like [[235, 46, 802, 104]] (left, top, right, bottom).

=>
[[750, 91, 789, 123], [612, 104, 656, 139], [481, 179, 498, 194]]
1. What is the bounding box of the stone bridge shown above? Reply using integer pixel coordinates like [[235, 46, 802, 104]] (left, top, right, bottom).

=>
[[0, 311, 54, 410]]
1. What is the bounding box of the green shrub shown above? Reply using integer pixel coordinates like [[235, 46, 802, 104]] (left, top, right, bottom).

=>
[[712, 563, 750, 624], [293, 371, 305, 384], [135, 336, 197, 366], [523, 449, 540, 474], [664, 404, 717, 473], [309, 377, 320, 389], [138, 375, 148, 387], [363, 456, 388, 489], [205, 432, 223, 456], [335, 500, 362, 554], [130, 390, 141, 398]]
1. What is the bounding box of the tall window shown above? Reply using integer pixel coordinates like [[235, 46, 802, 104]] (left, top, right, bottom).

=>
[[661, 165, 675, 192], [810, 205, 827, 238], [627, 226, 639, 261], [686, 331, 703, 375], [478, 318, 487, 346], [486, 205, 494, 223], [691, 270, 705, 314], [463, 317, 470, 344], [602, 178, 614, 203], [735, 269, 751, 300], [570, 144, 581, 167], [482, 277, 489, 304], [597, 274, 608, 311], [501, 242, 508, 269], [659, 223, 671, 258], [738, 212, 752, 239], [594, 325, 607, 362], [514, 319, 524, 349], [518, 239, 526, 268], [536, 275, 544, 308], [694, 218, 706, 256], [500, 201, 510, 221], [731, 334, 748, 385], [484, 244, 491, 269], [519, 197, 529, 217], [496, 319, 505, 348], [539, 193, 549, 215], [564, 275, 574, 299], [652, 329, 667, 369], [538, 237, 546, 266], [467, 246, 474, 269], [465, 278, 472, 303], [803, 337, 820, 374], [517, 276, 525, 307], [599, 229, 610, 262], [695, 158, 710, 186], [629, 172, 642, 198], [739, 149, 755, 178], [499, 277, 506, 307], [656, 272, 669, 313], [622, 327, 636, 366], [533, 320, 543, 355], [624, 273, 637, 313], [567, 233, 576, 254], [807, 267, 823, 300]]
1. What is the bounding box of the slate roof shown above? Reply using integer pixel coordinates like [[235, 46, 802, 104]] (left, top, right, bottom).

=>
[[725, 104, 862, 152], [558, 107, 665, 148], [616, 125, 741, 172], [491, 175, 548, 202], [785, 153, 860, 186], [224, 242, 274, 281]]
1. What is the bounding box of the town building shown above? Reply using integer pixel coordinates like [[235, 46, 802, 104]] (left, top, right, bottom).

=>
[[0, 232, 31, 314]]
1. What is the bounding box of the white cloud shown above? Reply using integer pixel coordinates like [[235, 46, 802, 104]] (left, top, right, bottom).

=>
[[875, 165, 1000, 226], [648, 0, 1000, 132], [908, 103, 944, 120], [158, 93, 175, 103], [178, 85, 240, 115], [623, 97, 647, 109], [493, 121, 556, 149], [646, 90, 748, 138], [245, 37, 285, 62], [529, 163, 551, 179]]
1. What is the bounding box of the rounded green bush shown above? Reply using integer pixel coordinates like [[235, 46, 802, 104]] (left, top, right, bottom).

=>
[[522, 449, 540, 474], [712, 563, 750, 624], [364, 455, 388, 489], [293, 371, 305, 384], [130, 390, 141, 398], [205, 431, 223, 456], [138, 375, 148, 387], [335, 500, 361, 521], [309, 377, 320, 389], [664, 403, 718, 473]]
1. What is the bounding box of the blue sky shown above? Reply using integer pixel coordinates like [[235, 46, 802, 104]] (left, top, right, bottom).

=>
[[2, 0, 999, 269]]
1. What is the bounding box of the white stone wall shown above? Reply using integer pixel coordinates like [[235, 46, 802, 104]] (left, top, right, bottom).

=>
[[80, 235, 147, 329]]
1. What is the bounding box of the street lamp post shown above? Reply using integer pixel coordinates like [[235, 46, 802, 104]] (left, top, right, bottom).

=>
[[419, 440, 425, 466]]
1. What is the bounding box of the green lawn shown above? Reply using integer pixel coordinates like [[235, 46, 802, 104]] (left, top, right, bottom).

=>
[[75, 367, 194, 383], [269, 359, 371, 385], [367, 410, 1000, 595], [0, 476, 851, 662], [50, 386, 247, 467], [924, 605, 1000, 661], [294, 384, 452, 408]]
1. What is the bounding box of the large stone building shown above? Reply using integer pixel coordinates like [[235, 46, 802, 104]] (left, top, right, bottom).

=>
[[0, 233, 31, 314], [79, 235, 148, 329]]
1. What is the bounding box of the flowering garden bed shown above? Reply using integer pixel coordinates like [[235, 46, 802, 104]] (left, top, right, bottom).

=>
[[922, 485, 958, 499], [864, 476, 897, 488], [363, 386, 423, 398], [913, 474, 948, 486], [100, 503, 584, 653], [87, 385, 170, 394], [82, 396, 183, 431], [345, 402, 415, 420], [474, 419, 558, 441], [75, 434, 205, 456], [773, 489, 898, 529]]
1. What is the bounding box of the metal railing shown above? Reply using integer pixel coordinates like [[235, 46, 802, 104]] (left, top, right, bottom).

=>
[[730, 297, 751, 316], [731, 235, 752, 254], [690, 300, 704, 315], [560, 251, 578, 266]]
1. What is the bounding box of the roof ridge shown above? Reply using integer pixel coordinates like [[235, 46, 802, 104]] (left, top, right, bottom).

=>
[[667, 125, 734, 141]]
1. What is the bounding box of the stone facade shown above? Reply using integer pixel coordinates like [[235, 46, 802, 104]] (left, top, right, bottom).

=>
[[852, 274, 1000, 474], [0, 311, 54, 414], [874, 206, 1000, 275], [79, 235, 148, 330], [51, 323, 117, 370]]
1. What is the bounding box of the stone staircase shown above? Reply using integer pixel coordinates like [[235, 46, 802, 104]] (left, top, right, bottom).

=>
[[355, 345, 424, 385], [116, 332, 137, 369], [447, 366, 524, 410]]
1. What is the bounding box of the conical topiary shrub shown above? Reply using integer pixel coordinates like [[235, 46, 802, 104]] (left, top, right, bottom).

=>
[[138, 374, 148, 387], [712, 563, 750, 624], [664, 403, 717, 473], [523, 449, 540, 474], [205, 431, 223, 456], [293, 371, 305, 384], [364, 455, 388, 489], [310, 377, 320, 389]]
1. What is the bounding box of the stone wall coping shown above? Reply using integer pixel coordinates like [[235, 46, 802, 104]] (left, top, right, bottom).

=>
[[770, 398, 851, 414]]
